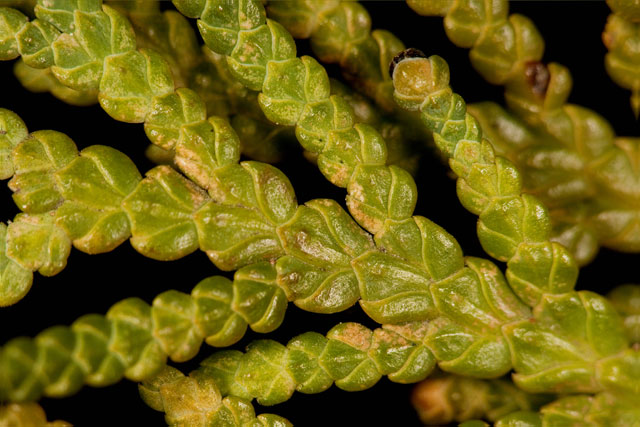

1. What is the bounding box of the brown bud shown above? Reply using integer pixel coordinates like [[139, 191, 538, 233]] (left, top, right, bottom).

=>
[[389, 48, 427, 78], [524, 61, 550, 97]]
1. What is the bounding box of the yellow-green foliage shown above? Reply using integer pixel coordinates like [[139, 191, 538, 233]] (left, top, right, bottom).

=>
[[0, 0, 638, 425]]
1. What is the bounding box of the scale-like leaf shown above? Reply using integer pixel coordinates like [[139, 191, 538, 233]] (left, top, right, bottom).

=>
[[55, 145, 141, 254], [276, 199, 373, 313], [6, 213, 71, 276], [0, 108, 28, 180], [0, 223, 33, 306], [505, 291, 627, 393], [9, 130, 78, 214], [122, 166, 208, 260]]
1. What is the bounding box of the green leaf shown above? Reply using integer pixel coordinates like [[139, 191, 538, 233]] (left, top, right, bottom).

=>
[[144, 88, 207, 151], [195, 162, 295, 270], [197, 350, 251, 400], [506, 242, 578, 306], [477, 195, 550, 261], [607, 284, 640, 343], [309, 2, 375, 67], [99, 49, 174, 122], [321, 323, 381, 391], [227, 20, 296, 90], [33, 326, 84, 397], [505, 291, 627, 393], [495, 411, 542, 427], [191, 276, 248, 348], [106, 298, 166, 381], [232, 263, 286, 333], [316, 124, 386, 188], [54, 145, 141, 254], [234, 340, 296, 405], [138, 366, 186, 412], [101, 4, 137, 55], [346, 165, 417, 234], [6, 213, 71, 276], [1, 337, 46, 401], [596, 349, 640, 395], [517, 145, 590, 204], [152, 290, 203, 363], [0, 223, 33, 306], [354, 251, 434, 324], [139, 366, 292, 426], [197, 0, 265, 55], [285, 332, 333, 394], [122, 166, 208, 260], [422, 316, 512, 378], [174, 116, 241, 194], [455, 155, 522, 215], [71, 314, 125, 387], [241, 161, 297, 225], [465, 257, 531, 322], [431, 264, 523, 334], [369, 327, 435, 384], [49, 32, 103, 91], [535, 392, 640, 427], [376, 216, 463, 281], [34, 0, 102, 34], [0, 7, 28, 61], [276, 255, 359, 313], [258, 56, 330, 128], [467, 102, 538, 157], [15, 19, 59, 68], [276, 199, 373, 313], [9, 130, 78, 214], [194, 202, 283, 271], [0, 108, 28, 180], [266, 1, 340, 39], [13, 60, 99, 106], [44, 5, 136, 90], [296, 94, 353, 153]]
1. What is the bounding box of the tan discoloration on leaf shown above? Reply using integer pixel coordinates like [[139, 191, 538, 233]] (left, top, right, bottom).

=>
[[346, 197, 382, 234], [336, 322, 372, 351], [370, 328, 410, 351], [384, 321, 430, 342], [329, 163, 349, 186]]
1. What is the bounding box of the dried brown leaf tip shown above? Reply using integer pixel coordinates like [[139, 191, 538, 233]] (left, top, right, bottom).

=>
[[389, 48, 428, 78], [525, 61, 550, 97]]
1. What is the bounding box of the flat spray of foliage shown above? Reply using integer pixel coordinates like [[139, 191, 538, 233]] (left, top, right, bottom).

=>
[[0, 0, 638, 425]]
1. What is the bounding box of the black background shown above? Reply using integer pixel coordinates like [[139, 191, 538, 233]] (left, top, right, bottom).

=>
[[0, 1, 638, 426]]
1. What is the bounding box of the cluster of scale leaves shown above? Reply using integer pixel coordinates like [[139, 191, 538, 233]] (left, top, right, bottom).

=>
[[0, 0, 638, 425], [407, 0, 640, 266]]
